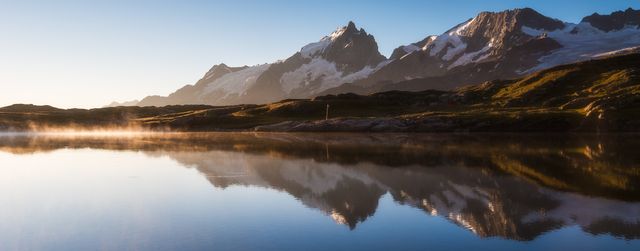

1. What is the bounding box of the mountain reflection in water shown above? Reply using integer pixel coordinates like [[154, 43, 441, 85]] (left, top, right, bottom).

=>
[[1, 132, 639, 242]]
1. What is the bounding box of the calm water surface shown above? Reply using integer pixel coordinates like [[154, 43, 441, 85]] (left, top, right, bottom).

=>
[[0, 133, 639, 251]]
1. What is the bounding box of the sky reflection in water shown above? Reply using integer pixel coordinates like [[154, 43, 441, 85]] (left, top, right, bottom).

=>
[[0, 133, 638, 251]]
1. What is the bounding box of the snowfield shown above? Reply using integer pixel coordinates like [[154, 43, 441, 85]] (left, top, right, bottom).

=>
[[522, 23, 640, 73]]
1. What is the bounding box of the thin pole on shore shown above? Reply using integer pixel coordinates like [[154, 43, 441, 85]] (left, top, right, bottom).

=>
[[325, 104, 330, 120]]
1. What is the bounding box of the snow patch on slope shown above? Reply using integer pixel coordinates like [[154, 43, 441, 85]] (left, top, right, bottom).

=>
[[422, 36, 438, 50], [429, 19, 474, 60], [201, 64, 271, 99], [442, 39, 468, 61], [448, 44, 492, 69], [396, 37, 438, 60]]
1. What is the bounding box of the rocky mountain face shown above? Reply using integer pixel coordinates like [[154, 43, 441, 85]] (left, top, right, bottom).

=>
[[217, 21, 387, 105], [322, 7, 640, 95], [112, 8, 640, 107]]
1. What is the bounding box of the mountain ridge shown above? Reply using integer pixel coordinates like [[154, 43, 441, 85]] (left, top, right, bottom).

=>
[[110, 7, 640, 107]]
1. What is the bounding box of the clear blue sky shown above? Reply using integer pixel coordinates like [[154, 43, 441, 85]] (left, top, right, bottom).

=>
[[1, 0, 639, 108]]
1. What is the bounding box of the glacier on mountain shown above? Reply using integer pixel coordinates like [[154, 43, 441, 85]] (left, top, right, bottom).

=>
[[280, 58, 389, 95], [522, 23, 640, 73]]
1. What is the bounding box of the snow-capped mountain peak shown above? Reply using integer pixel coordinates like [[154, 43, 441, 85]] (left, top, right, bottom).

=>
[[278, 21, 387, 97], [300, 22, 354, 58], [329, 21, 358, 40], [115, 7, 640, 108], [300, 21, 378, 61], [331, 7, 640, 96], [388, 8, 566, 67]]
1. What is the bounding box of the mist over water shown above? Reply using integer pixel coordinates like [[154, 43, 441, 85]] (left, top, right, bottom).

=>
[[0, 133, 638, 251]]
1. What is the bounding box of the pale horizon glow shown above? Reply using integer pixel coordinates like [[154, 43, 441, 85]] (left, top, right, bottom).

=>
[[1, 0, 639, 109]]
